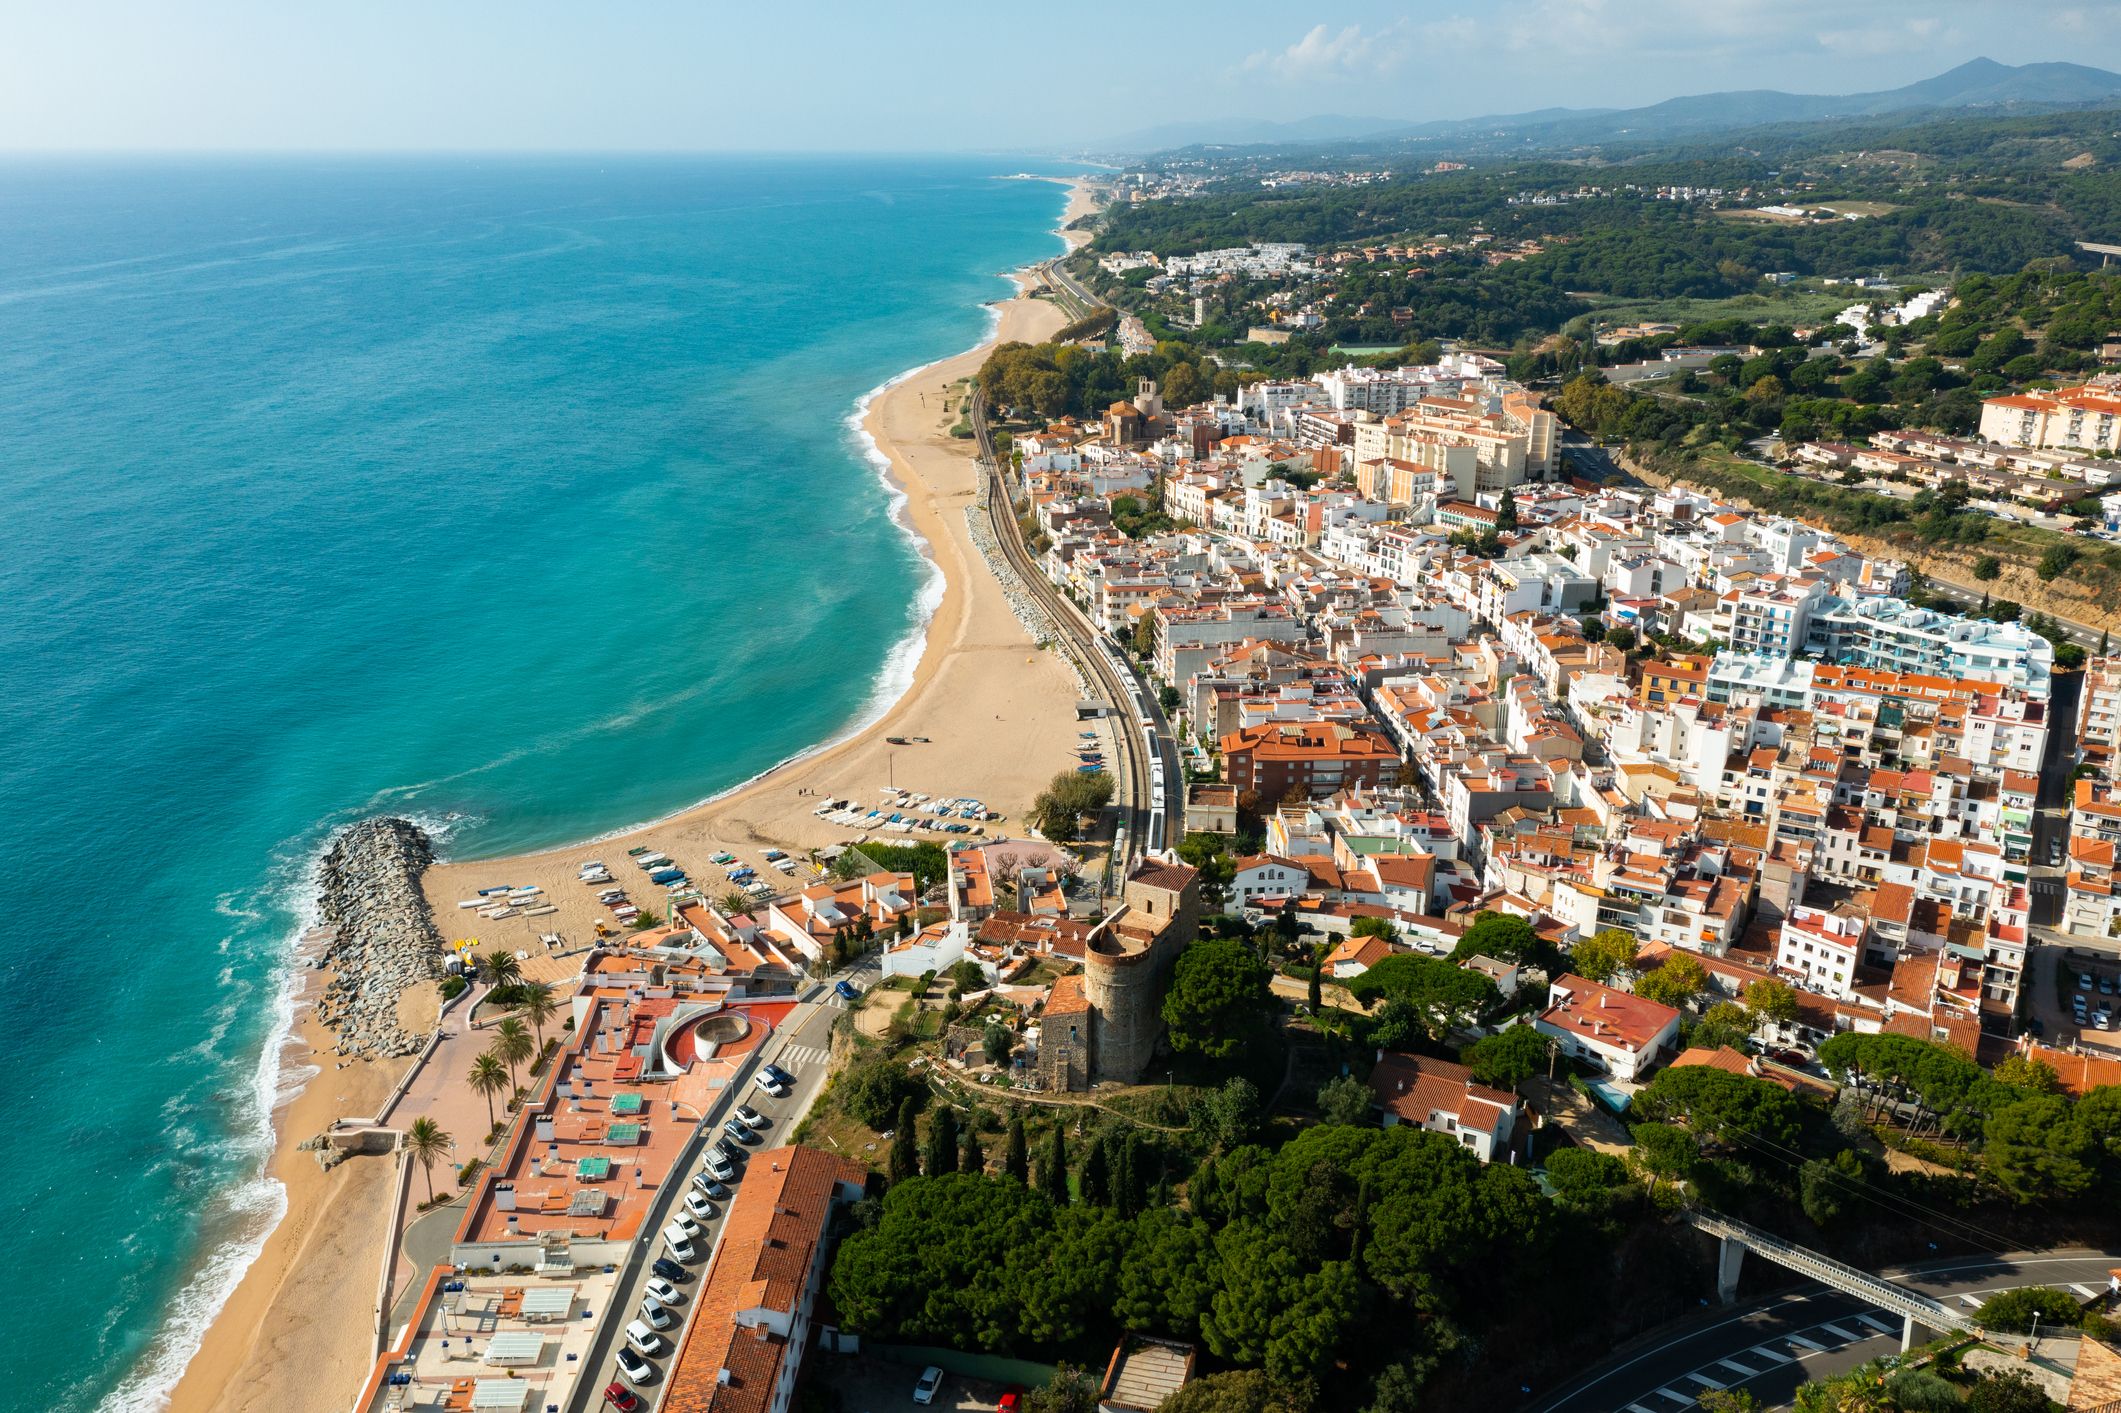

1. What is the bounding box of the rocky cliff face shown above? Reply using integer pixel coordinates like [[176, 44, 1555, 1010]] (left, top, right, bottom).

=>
[[313, 817, 444, 1058]]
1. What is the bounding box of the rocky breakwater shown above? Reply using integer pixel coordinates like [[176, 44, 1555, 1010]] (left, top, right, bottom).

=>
[[313, 817, 444, 1059]]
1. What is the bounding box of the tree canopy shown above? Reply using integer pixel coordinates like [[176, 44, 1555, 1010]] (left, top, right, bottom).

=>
[[1163, 939, 1276, 1062]]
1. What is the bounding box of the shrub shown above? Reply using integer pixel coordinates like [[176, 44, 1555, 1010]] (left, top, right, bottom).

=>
[[1973, 1285, 2081, 1333]]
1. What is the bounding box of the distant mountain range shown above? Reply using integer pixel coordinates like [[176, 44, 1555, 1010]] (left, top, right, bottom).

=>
[[1096, 59, 2121, 156]]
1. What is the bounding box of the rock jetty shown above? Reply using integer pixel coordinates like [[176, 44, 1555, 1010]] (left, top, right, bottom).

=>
[[313, 816, 444, 1058]]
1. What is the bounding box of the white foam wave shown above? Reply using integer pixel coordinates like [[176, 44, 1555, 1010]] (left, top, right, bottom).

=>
[[95, 825, 329, 1413], [462, 284, 1023, 860]]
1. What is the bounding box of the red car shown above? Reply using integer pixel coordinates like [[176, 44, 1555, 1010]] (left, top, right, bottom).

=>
[[997, 1390, 1026, 1413], [604, 1384, 643, 1412]]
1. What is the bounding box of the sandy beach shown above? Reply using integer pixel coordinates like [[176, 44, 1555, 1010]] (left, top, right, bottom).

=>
[[164, 174, 1101, 1413]]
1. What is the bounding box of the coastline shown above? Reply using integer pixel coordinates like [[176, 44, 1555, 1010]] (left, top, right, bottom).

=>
[[160, 172, 1099, 1413]]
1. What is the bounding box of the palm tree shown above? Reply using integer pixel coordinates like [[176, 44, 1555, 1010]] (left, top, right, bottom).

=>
[[490, 1017, 534, 1095], [481, 949, 521, 992], [405, 1117, 454, 1205], [468, 1053, 509, 1133], [514, 982, 557, 1050]]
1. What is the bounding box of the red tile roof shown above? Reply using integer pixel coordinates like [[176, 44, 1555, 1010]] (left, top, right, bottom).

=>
[[663, 1146, 865, 1413]]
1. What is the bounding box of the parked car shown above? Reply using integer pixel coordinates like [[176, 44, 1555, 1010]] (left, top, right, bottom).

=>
[[733, 1104, 769, 1130], [651, 1257, 689, 1284], [2102, 974, 2116, 996], [704, 1152, 738, 1182], [835, 979, 862, 1001], [604, 1381, 644, 1410], [912, 1366, 945, 1405], [753, 1071, 791, 1098], [723, 1117, 759, 1145], [644, 1278, 683, 1306], [639, 1296, 676, 1331], [625, 1321, 667, 1358], [2081, 971, 2096, 991], [662, 1228, 697, 1263], [685, 1191, 719, 1220], [670, 1211, 702, 1239], [997, 1389, 1025, 1413], [690, 1174, 731, 1201], [762, 1062, 795, 1087], [714, 1137, 749, 1163], [615, 1349, 655, 1387]]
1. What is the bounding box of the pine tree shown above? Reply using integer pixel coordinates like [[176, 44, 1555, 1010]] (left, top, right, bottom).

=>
[[1307, 942, 1324, 1012], [1004, 1116, 1030, 1184], [1495, 488, 1518, 533], [923, 1105, 959, 1178], [959, 1125, 986, 1175], [888, 1097, 920, 1184], [1349, 1175, 1372, 1266], [1080, 1136, 1110, 1206], [1040, 1128, 1069, 1204]]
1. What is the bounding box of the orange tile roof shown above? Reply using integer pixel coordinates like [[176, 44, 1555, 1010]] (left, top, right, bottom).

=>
[[663, 1147, 865, 1413]]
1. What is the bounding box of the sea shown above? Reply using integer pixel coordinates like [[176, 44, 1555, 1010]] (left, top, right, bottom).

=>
[[0, 154, 1074, 1413]]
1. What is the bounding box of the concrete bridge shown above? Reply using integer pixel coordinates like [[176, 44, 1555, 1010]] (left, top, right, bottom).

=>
[[1691, 1211, 1975, 1350]]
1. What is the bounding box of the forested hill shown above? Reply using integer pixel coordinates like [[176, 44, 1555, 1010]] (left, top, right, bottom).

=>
[[1093, 108, 2121, 293]]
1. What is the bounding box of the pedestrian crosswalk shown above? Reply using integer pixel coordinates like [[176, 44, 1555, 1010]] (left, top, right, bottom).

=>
[[1616, 1311, 1908, 1412], [775, 1042, 829, 1072]]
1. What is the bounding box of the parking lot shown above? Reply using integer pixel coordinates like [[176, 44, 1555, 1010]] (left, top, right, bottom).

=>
[[2063, 952, 2121, 1035], [803, 1354, 1021, 1413]]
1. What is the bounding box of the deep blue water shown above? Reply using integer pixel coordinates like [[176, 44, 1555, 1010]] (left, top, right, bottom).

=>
[[0, 155, 1067, 1412]]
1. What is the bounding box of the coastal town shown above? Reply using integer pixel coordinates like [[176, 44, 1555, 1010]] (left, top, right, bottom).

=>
[[35, 9, 2121, 1413], [171, 165, 2121, 1413]]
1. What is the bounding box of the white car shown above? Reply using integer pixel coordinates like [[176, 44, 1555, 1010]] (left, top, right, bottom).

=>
[[644, 1277, 683, 1306], [752, 1072, 790, 1099], [684, 1191, 718, 1222], [640, 1296, 676, 1331], [615, 1347, 655, 1386], [625, 1320, 667, 1358], [912, 1366, 945, 1405], [670, 1211, 702, 1238], [733, 1104, 770, 1130], [662, 1227, 697, 1263]]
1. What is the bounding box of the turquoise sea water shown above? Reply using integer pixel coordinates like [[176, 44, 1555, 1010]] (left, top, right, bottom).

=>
[[0, 155, 1068, 1413]]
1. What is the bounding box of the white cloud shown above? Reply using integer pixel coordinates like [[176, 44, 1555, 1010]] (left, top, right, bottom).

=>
[[1241, 21, 1416, 81]]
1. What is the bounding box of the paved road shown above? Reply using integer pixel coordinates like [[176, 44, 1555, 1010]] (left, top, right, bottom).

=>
[[570, 954, 876, 1413], [1532, 1249, 2120, 1411]]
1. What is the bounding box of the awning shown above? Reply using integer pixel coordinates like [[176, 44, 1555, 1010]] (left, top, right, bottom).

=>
[[471, 1376, 532, 1408], [481, 1332, 544, 1366], [521, 1287, 572, 1320]]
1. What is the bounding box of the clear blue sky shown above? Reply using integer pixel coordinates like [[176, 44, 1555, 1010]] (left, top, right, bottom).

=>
[[3, 0, 2118, 153]]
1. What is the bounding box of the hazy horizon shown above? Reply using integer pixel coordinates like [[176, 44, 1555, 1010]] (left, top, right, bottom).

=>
[[4, 1, 2119, 155]]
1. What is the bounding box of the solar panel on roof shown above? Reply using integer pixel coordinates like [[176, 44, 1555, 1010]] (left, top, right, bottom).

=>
[[574, 1155, 611, 1181], [567, 1188, 606, 1217], [605, 1122, 642, 1146]]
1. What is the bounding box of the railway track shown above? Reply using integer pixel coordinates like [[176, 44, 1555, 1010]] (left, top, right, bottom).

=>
[[972, 388, 1162, 869]]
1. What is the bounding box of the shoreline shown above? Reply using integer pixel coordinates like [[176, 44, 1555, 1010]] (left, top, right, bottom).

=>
[[159, 171, 1100, 1413]]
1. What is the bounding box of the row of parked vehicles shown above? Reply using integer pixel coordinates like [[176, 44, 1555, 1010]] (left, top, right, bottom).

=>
[[2074, 967, 2119, 1032], [607, 1061, 801, 1396]]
